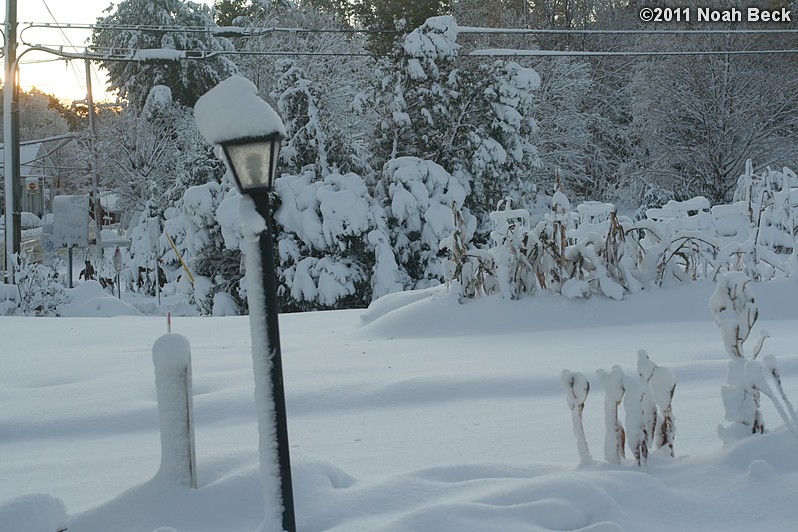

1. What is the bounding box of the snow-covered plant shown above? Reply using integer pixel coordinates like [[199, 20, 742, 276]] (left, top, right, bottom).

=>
[[638, 350, 677, 457], [9, 255, 67, 316], [440, 202, 491, 299], [462, 59, 541, 225], [560, 370, 593, 465], [622, 375, 649, 466], [725, 161, 798, 279], [711, 272, 766, 440], [596, 366, 626, 464], [372, 16, 541, 233], [711, 273, 798, 442], [569, 352, 676, 467]]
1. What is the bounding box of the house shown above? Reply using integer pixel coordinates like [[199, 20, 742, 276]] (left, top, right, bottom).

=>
[[0, 142, 58, 218]]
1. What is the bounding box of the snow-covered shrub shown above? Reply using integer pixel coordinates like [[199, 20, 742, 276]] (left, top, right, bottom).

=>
[[7, 256, 67, 316], [711, 272, 798, 442]]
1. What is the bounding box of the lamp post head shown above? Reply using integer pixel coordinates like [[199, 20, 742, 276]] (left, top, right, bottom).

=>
[[194, 76, 286, 195], [220, 132, 284, 194]]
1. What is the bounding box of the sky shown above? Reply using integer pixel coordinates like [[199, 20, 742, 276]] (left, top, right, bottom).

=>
[[0, 0, 214, 103]]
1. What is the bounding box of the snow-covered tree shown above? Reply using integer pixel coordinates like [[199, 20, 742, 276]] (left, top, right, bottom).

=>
[[274, 170, 375, 310], [629, 43, 798, 203], [529, 58, 595, 199], [373, 16, 541, 234], [97, 86, 211, 217], [92, 0, 237, 108], [374, 157, 476, 292], [272, 59, 331, 176], [349, 0, 450, 54]]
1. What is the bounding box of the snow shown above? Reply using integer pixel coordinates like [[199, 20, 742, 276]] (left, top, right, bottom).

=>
[[60, 281, 143, 317], [2, 280, 798, 531], [194, 76, 287, 146], [132, 49, 186, 61], [0, 493, 68, 532], [152, 333, 196, 488], [50, 195, 90, 248]]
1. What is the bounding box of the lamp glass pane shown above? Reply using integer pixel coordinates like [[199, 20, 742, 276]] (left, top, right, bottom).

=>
[[225, 141, 274, 191]]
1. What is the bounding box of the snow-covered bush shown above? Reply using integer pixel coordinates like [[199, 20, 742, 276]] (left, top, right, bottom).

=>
[[5, 256, 67, 316]]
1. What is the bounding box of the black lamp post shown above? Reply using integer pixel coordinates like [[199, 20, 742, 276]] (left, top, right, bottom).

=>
[[220, 132, 296, 532], [194, 76, 295, 532], [220, 131, 295, 532]]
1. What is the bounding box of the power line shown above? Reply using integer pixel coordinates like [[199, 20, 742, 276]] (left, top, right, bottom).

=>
[[22, 21, 798, 36], [457, 25, 798, 35], [39, 0, 84, 91], [470, 48, 798, 58], [15, 21, 798, 65]]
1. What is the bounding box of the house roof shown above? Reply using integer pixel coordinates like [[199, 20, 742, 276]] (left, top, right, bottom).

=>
[[1, 143, 55, 179]]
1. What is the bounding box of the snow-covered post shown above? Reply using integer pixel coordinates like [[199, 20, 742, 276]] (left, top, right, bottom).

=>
[[148, 217, 161, 306], [195, 76, 295, 532], [152, 333, 197, 489]]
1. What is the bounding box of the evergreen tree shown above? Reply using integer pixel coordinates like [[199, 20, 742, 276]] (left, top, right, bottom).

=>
[[92, 0, 238, 108]]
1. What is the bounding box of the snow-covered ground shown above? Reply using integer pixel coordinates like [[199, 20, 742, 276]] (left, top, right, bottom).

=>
[[2, 279, 798, 531]]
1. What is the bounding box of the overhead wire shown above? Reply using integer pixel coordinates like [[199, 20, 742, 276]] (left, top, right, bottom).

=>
[[14, 20, 798, 63], [39, 0, 85, 91]]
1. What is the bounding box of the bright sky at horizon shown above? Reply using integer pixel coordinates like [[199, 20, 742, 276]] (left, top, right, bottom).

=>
[[1, 0, 214, 103]]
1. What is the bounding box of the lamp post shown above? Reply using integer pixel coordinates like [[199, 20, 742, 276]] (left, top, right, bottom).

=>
[[194, 77, 294, 532]]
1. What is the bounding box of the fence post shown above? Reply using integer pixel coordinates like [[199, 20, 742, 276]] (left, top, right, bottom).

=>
[[152, 333, 197, 488]]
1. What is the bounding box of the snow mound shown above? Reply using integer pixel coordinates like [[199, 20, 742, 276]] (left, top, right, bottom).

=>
[[360, 279, 798, 339], [0, 493, 68, 532], [61, 281, 143, 317], [359, 285, 446, 325], [70, 473, 264, 532]]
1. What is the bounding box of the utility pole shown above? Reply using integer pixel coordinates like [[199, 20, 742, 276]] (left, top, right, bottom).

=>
[[3, 0, 21, 283], [85, 58, 103, 261]]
